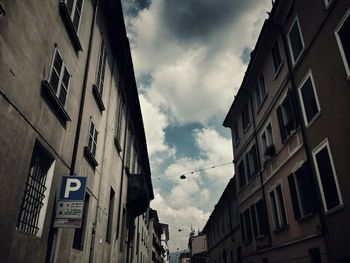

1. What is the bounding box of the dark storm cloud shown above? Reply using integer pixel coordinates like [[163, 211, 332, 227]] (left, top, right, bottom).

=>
[[161, 0, 265, 42], [121, 0, 151, 17]]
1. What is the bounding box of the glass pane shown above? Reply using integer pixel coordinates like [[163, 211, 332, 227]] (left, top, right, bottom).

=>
[[63, 69, 70, 88], [289, 21, 303, 61], [49, 71, 60, 93], [301, 78, 318, 122], [73, 12, 81, 32], [316, 147, 340, 210], [59, 87, 67, 105], [53, 52, 63, 72]]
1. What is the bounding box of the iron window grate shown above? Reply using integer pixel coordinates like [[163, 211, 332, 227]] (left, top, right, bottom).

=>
[[16, 143, 52, 236]]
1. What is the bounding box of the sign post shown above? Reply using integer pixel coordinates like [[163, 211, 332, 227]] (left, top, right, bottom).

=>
[[54, 176, 87, 228]]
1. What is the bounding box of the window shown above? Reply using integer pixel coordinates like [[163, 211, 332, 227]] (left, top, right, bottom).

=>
[[309, 247, 322, 263], [246, 144, 259, 178], [125, 128, 133, 170], [261, 123, 275, 161], [250, 200, 267, 238], [96, 39, 107, 96], [240, 208, 252, 243], [312, 139, 342, 212], [298, 71, 320, 126], [270, 184, 288, 230], [335, 8, 350, 77], [237, 159, 246, 189], [272, 39, 282, 73], [114, 94, 125, 152], [277, 90, 298, 143], [287, 17, 305, 64], [73, 194, 89, 250], [106, 188, 115, 243], [16, 142, 54, 236], [232, 122, 240, 146], [324, 0, 333, 9], [64, 0, 83, 33], [48, 49, 70, 107], [288, 162, 317, 220], [88, 118, 98, 157], [256, 75, 267, 107], [241, 103, 251, 131]]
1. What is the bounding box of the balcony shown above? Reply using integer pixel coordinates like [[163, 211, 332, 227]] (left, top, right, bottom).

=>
[[127, 173, 150, 217]]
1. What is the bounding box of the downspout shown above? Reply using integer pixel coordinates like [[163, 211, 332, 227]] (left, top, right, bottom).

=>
[[243, 90, 272, 246], [271, 20, 330, 260], [70, 0, 99, 175]]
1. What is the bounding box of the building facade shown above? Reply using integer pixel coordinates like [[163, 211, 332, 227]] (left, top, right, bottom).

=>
[[202, 178, 239, 263], [222, 0, 350, 262], [0, 1, 153, 263]]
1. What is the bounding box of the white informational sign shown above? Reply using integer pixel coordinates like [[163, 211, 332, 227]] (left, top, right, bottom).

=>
[[54, 176, 87, 229]]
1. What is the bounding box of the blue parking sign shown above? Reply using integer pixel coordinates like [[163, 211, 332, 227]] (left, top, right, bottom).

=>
[[59, 176, 87, 201]]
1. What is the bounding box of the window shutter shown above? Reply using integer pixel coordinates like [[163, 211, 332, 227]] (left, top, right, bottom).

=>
[[252, 145, 259, 174], [287, 90, 298, 129], [288, 174, 301, 220], [277, 106, 286, 142], [250, 205, 258, 237], [257, 200, 267, 235]]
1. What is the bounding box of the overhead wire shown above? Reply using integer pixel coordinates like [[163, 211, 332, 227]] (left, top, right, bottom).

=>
[[151, 161, 233, 180]]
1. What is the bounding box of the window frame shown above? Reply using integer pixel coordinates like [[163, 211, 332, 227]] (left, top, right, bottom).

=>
[[16, 141, 55, 237], [241, 103, 251, 132], [232, 122, 240, 147], [251, 199, 266, 239], [269, 183, 288, 231], [335, 7, 350, 77], [272, 38, 283, 74], [312, 139, 343, 213], [48, 48, 70, 107], [260, 121, 275, 161], [237, 159, 247, 189], [255, 74, 267, 109], [324, 0, 333, 9], [87, 118, 98, 157], [64, 0, 84, 34], [297, 70, 321, 127], [287, 16, 305, 65]]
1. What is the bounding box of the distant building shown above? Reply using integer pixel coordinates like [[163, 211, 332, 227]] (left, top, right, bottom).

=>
[[0, 1, 153, 263], [202, 178, 239, 263], [221, 0, 350, 262], [160, 223, 170, 263], [188, 232, 207, 263], [178, 252, 191, 263], [149, 209, 163, 263]]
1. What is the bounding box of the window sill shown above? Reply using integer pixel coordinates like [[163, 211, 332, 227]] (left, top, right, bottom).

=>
[[324, 204, 344, 216], [92, 84, 105, 112], [41, 80, 71, 125], [297, 212, 314, 222], [59, 1, 83, 51], [256, 94, 268, 114], [243, 123, 251, 134], [273, 61, 284, 80], [305, 111, 321, 129], [84, 146, 98, 169], [114, 136, 122, 153], [273, 224, 289, 233]]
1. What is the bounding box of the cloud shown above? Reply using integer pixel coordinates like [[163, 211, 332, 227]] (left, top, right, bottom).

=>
[[151, 191, 210, 251], [129, 0, 271, 124]]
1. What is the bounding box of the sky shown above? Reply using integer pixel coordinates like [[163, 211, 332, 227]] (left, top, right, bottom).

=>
[[121, 0, 272, 252]]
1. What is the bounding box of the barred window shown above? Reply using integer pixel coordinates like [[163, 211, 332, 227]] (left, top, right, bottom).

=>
[[49, 49, 70, 106], [17, 142, 54, 236]]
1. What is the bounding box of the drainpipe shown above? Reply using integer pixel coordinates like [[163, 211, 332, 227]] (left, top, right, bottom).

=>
[[70, 0, 99, 175], [243, 90, 272, 246], [269, 19, 330, 260]]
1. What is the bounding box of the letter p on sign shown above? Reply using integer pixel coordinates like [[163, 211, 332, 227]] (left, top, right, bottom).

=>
[[59, 176, 87, 201], [64, 179, 81, 198]]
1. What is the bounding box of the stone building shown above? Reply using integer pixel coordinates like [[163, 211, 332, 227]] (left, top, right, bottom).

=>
[[0, 0, 153, 263], [221, 0, 350, 262]]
